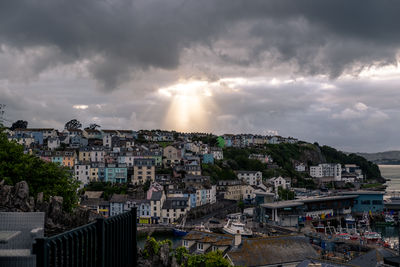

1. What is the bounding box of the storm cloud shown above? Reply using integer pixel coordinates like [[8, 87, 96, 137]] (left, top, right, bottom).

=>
[[0, 0, 400, 88], [1, 1, 400, 152]]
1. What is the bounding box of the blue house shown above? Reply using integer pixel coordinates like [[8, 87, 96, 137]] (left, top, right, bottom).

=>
[[202, 154, 214, 164], [342, 191, 384, 214], [105, 163, 128, 183], [30, 131, 44, 145], [51, 156, 63, 165]]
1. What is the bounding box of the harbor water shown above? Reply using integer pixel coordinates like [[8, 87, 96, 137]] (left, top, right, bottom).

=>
[[381, 165, 400, 192], [373, 165, 400, 244]]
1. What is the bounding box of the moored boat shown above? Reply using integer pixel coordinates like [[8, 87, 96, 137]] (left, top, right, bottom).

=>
[[336, 233, 350, 240], [173, 228, 188, 236], [363, 231, 382, 243], [223, 219, 253, 236]]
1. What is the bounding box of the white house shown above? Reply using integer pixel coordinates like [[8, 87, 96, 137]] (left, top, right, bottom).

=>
[[161, 197, 190, 224], [242, 185, 255, 202], [90, 147, 105, 162], [47, 137, 60, 150], [269, 176, 291, 190], [236, 171, 262, 186], [74, 163, 91, 186], [150, 191, 166, 224], [210, 147, 224, 160], [295, 163, 306, 172], [310, 163, 342, 181]]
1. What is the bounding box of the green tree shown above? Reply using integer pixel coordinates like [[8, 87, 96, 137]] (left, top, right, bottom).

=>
[[278, 187, 295, 200], [10, 120, 28, 130], [0, 129, 79, 211], [64, 119, 82, 129], [187, 251, 231, 267]]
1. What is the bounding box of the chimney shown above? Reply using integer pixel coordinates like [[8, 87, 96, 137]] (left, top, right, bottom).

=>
[[234, 230, 242, 247]]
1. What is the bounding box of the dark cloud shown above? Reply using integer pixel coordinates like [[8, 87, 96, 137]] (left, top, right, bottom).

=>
[[1, 1, 400, 152], [0, 1, 400, 88]]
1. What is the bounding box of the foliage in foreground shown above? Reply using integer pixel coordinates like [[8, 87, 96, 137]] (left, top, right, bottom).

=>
[[0, 128, 79, 211], [143, 237, 231, 267]]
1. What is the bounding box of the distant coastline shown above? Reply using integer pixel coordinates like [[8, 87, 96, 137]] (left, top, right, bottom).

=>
[[357, 151, 400, 165]]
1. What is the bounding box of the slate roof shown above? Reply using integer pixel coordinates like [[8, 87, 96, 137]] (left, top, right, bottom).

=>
[[226, 236, 318, 267], [84, 191, 103, 199], [110, 194, 127, 203], [348, 248, 395, 267], [150, 191, 162, 201], [162, 197, 188, 209]]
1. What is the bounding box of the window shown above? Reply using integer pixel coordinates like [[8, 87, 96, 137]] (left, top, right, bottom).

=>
[[183, 240, 188, 247], [198, 243, 203, 250], [372, 200, 382, 205], [361, 200, 371, 205]]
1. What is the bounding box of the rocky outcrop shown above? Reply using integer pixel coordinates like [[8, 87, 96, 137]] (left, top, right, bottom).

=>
[[137, 239, 180, 267], [0, 180, 91, 236], [299, 144, 326, 165]]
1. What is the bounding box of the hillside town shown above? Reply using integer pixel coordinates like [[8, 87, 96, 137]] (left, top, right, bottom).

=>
[[3, 122, 400, 266], [5, 124, 373, 223]]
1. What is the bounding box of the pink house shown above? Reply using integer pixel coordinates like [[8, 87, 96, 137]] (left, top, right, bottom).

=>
[[146, 182, 163, 200]]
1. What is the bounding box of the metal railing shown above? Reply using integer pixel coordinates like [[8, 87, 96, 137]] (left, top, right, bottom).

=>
[[33, 208, 137, 267]]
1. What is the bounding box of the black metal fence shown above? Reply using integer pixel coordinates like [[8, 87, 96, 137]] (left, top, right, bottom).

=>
[[33, 208, 137, 267]]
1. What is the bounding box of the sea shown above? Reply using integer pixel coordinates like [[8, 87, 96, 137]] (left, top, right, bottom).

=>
[[380, 165, 400, 192], [373, 165, 400, 244]]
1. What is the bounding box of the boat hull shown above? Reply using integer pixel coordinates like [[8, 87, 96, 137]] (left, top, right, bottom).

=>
[[222, 227, 252, 237], [173, 228, 188, 237]]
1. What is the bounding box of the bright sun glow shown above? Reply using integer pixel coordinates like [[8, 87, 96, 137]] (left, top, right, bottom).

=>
[[158, 80, 213, 132]]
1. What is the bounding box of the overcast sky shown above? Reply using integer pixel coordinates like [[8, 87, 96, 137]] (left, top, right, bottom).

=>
[[1, 0, 400, 153]]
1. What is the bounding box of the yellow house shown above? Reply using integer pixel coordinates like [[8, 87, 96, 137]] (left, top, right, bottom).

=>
[[78, 148, 91, 162], [62, 151, 76, 168], [90, 165, 99, 182]]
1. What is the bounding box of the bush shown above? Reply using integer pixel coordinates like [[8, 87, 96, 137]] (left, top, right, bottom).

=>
[[0, 129, 79, 211]]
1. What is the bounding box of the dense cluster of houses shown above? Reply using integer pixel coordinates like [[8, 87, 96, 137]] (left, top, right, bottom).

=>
[[5, 127, 369, 226], [4, 127, 301, 224]]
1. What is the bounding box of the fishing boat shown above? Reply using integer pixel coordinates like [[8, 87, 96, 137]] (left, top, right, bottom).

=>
[[378, 214, 396, 226], [173, 214, 188, 236], [315, 223, 325, 233], [336, 233, 350, 240], [345, 214, 356, 225], [363, 231, 382, 243], [350, 233, 360, 240], [223, 219, 253, 236], [194, 222, 211, 233]]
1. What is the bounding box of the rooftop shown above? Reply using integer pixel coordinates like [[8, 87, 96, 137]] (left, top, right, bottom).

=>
[[261, 201, 303, 209], [341, 190, 385, 195], [226, 236, 318, 266]]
